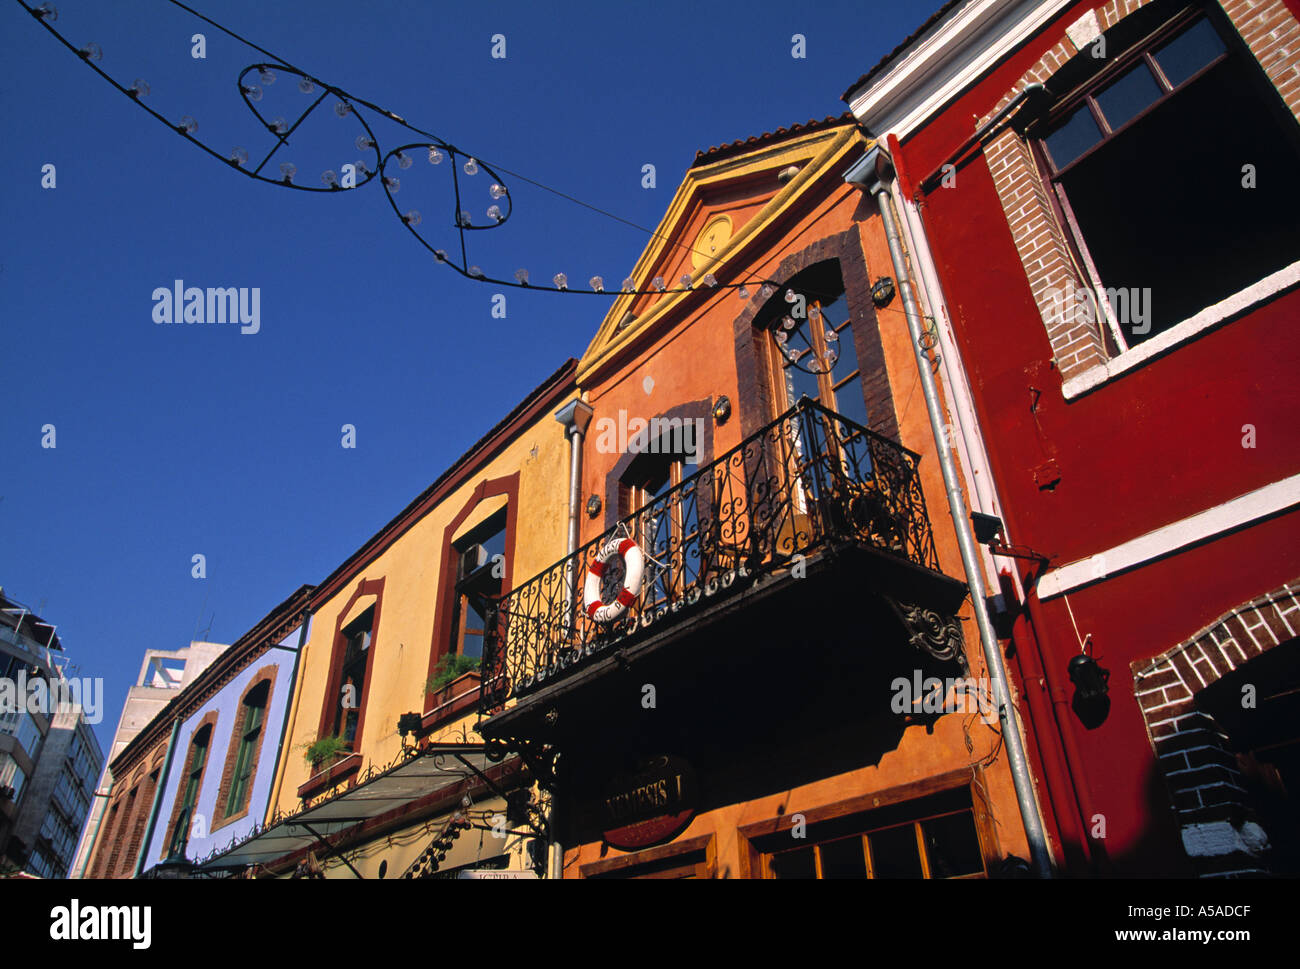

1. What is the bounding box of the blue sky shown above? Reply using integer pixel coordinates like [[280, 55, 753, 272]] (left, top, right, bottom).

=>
[[1, 0, 921, 754]]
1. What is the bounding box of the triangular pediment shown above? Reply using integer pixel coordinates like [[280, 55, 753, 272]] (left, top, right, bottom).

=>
[[577, 122, 869, 384]]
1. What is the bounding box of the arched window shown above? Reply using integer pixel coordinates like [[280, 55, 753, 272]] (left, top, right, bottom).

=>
[[167, 723, 211, 859], [762, 261, 870, 431], [224, 679, 270, 819]]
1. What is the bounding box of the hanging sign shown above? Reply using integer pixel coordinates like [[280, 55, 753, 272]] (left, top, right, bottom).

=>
[[600, 755, 698, 851]]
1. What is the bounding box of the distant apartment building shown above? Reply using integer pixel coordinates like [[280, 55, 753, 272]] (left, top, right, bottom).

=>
[[68, 639, 224, 878], [1, 588, 104, 878]]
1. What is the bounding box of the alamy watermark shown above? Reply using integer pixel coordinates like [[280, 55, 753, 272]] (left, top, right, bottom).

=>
[[591, 410, 706, 465], [890, 671, 997, 724], [152, 279, 260, 334], [0, 671, 103, 724], [1044, 282, 1152, 337]]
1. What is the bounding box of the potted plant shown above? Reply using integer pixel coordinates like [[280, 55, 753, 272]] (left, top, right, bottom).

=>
[[425, 653, 481, 699], [302, 734, 351, 775]]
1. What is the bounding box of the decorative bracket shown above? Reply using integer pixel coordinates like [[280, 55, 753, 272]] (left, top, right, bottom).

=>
[[884, 596, 966, 665]]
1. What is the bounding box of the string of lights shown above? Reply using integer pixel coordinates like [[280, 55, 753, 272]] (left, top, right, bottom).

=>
[[17, 0, 835, 308]]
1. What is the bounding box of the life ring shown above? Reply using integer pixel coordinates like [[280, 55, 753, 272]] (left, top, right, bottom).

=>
[[584, 537, 644, 622]]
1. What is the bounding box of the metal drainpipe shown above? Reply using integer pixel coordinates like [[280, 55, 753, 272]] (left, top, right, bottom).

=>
[[551, 398, 593, 880], [845, 146, 1054, 878], [73, 776, 113, 879], [887, 132, 1093, 869], [133, 716, 181, 877]]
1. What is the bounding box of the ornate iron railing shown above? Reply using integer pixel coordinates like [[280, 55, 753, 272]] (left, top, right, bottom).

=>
[[480, 398, 938, 710]]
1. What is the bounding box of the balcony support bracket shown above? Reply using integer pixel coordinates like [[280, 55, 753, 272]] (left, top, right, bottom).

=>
[[883, 595, 967, 667], [486, 736, 560, 793]]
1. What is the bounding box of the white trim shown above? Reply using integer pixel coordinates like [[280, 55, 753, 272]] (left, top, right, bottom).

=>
[[1037, 475, 1300, 599], [894, 181, 1024, 600], [1061, 260, 1300, 400], [846, 0, 1071, 139]]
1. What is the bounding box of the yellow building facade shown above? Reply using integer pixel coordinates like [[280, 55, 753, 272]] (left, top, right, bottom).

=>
[[205, 360, 580, 879]]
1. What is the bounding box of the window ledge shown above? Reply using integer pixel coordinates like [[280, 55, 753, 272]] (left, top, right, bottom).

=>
[[296, 751, 362, 800], [1061, 260, 1300, 400]]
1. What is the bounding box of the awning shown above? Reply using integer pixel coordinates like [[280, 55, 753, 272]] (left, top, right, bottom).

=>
[[196, 743, 497, 871]]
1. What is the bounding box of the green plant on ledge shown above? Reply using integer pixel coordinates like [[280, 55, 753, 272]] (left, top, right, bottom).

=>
[[425, 653, 481, 694], [301, 734, 350, 769]]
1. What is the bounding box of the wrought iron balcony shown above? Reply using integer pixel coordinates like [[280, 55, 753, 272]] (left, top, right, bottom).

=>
[[480, 398, 942, 712]]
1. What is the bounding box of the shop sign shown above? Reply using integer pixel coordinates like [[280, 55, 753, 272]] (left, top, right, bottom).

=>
[[600, 755, 697, 851]]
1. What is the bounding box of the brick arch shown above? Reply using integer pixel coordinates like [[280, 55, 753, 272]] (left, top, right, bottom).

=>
[[978, 0, 1300, 382], [1132, 578, 1300, 875], [730, 227, 897, 442]]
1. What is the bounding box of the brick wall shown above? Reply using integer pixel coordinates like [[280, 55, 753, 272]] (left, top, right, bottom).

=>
[[978, 0, 1300, 382], [1132, 579, 1300, 875]]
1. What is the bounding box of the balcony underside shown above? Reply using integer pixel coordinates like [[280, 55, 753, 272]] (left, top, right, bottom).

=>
[[478, 538, 969, 748]]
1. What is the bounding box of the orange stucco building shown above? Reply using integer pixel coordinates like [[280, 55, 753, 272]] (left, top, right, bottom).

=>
[[476, 118, 1042, 878]]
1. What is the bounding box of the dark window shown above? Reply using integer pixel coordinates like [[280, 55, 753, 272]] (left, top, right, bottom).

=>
[[1034, 6, 1300, 349], [449, 510, 507, 663], [168, 726, 210, 859], [334, 609, 374, 745], [225, 680, 269, 817], [617, 449, 702, 608]]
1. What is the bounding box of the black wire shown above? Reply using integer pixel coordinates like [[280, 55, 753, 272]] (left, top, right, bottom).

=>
[[27, 0, 853, 303]]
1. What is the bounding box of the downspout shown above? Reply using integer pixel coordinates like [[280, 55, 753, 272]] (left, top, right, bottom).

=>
[[845, 146, 1054, 878], [551, 397, 593, 881], [1017, 570, 1111, 872], [133, 716, 181, 877], [263, 615, 310, 835], [268, 613, 314, 820], [887, 132, 1094, 870], [72, 773, 113, 879]]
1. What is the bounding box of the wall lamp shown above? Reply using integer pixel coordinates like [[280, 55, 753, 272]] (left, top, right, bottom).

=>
[[397, 712, 422, 739], [1067, 652, 1109, 702]]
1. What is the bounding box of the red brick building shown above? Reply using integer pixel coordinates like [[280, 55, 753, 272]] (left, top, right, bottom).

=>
[[843, 0, 1300, 875]]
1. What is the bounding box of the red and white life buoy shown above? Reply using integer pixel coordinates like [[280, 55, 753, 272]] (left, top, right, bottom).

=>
[[583, 537, 644, 623]]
